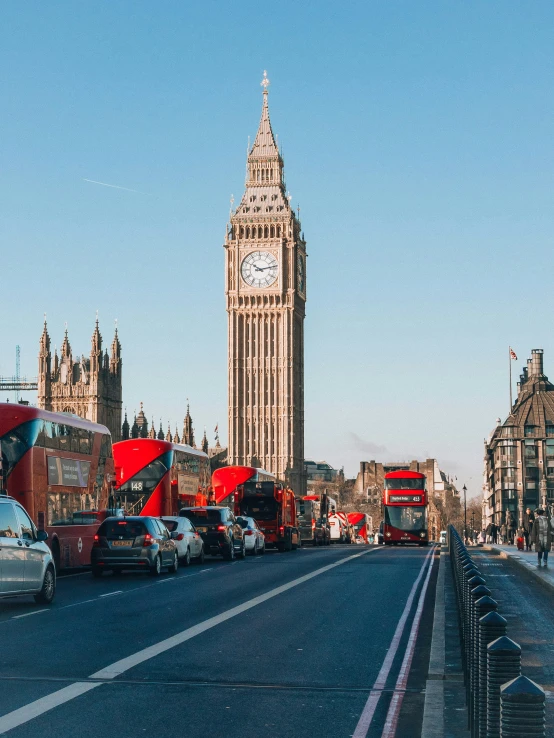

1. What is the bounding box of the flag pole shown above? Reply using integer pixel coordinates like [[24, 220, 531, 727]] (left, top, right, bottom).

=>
[[509, 346, 513, 413]]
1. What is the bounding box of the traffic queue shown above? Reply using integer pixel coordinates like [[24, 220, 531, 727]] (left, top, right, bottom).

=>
[[0, 405, 425, 606]]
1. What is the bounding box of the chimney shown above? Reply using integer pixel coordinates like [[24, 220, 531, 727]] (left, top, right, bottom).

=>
[[529, 349, 544, 377]]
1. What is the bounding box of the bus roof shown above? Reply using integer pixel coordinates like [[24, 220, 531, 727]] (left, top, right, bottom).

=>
[[0, 403, 110, 436], [113, 438, 208, 460], [384, 470, 425, 479], [211, 465, 276, 504]]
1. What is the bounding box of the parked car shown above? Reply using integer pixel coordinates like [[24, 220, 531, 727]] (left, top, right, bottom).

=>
[[439, 530, 447, 545], [179, 506, 245, 560], [161, 516, 205, 565], [237, 516, 265, 555], [0, 495, 55, 604], [91, 516, 179, 577]]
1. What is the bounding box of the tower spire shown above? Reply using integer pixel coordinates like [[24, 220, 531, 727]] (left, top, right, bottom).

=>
[[249, 71, 279, 159]]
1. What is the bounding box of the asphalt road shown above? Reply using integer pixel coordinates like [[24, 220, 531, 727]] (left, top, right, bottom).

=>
[[0, 545, 438, 738]]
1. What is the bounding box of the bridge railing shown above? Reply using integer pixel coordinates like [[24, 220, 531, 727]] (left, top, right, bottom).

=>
[[447, 525, 546, 738]]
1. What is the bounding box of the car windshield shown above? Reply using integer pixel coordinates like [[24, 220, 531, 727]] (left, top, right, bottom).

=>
[[99, 520, 147, 538], [385, 506, 426, 532], [240, 498, 278, 521], [180, 509, 223, 526], [161, 519, 178, 532]]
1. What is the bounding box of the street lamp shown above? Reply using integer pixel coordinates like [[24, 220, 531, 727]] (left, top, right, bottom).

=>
[[471, 510, 476, 538], [463, 484, 467, 542]]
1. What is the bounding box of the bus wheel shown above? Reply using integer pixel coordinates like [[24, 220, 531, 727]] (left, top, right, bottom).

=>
[[52, 540, 61, 574]]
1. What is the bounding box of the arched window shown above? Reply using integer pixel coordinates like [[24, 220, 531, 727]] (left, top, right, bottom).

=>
[[257, 226, 262, 239], [270, 225, 275, 238], [246, 226, 250, 239], [239, 227, 244, 238], [264, 226, 269, 238], [277, 225, 281, 238]]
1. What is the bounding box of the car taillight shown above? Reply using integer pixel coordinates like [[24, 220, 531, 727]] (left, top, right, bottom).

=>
[[279, 526, 284, 533], [143, 534, 154, 547], [217, 525, 226, 531], [176, 533, 185, 541], [245, 529, 254, 536], [312, 519, 316, 529], [93, 534, 100, 547]]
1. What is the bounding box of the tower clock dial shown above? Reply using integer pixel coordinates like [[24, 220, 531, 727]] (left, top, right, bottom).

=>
[[241, 251, 278, 288]]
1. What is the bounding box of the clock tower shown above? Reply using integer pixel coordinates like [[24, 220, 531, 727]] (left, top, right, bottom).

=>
[[225, 73, 306, 493]]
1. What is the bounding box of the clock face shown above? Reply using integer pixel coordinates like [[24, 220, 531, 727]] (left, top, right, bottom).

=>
[[241, 251, 278, 288], [297, 254, 305, 292]]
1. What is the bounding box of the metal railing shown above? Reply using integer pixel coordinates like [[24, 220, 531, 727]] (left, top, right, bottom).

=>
[[448, 525, 546, 738]]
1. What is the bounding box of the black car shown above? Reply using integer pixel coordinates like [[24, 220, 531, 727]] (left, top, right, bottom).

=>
[[91, 516, 179, 577], [179, 507, 245, 560]]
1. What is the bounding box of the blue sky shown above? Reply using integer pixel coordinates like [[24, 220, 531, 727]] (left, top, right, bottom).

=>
[[1, 1, 553, 495]]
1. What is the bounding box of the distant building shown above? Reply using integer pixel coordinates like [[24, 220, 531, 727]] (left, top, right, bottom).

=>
[[304, 460, 343, 488], [38, 319, 122, 441], [483, 349, 554, 528]]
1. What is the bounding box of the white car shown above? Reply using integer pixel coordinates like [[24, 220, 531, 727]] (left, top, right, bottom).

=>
[[237, 516, 265, 555], [161, 516, 204, 565], [439, 531, 447, 545], [0, 495, 56, 604]]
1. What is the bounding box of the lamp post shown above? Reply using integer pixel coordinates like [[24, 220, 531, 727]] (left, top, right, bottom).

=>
[[463, 484, 467, 542], [471, 510, 476, 538]]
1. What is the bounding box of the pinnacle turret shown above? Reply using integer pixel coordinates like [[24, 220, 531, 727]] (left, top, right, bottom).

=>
[[61, 327, 71, 358], [157, 422, 164, 441], [122, 411, 130, 440], [183, 404, 195, 447]]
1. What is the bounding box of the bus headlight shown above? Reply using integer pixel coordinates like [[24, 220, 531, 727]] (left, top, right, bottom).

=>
[[420, 532, 426, 538], [385, 532, 392, 537]]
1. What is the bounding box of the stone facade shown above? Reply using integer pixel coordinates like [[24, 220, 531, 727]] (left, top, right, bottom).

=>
[[483, 349, 554, 527], [224, 74, 306, 493], [38, 320, 122, 441]]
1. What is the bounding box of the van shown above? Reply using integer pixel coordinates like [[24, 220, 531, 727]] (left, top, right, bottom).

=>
[[439, 530, 447, 545]]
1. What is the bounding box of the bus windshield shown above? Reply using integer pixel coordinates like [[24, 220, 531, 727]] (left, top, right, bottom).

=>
[[385, 478, 424, 490], [0, 419, 42, 475], [117, 452, 172, 511], [385, 506, 426, 531]]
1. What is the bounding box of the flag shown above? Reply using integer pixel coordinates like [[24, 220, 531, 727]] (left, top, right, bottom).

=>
[[214, 424, 218, 433], [509, 347, 518, 360]]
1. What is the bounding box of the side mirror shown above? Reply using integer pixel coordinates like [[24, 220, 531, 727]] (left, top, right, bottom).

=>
[[36, 529, 48, 542]]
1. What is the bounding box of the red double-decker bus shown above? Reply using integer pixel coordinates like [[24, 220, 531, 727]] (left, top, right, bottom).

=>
[[112, 439, 210, 516], [211, 466, 275, 505], [0, 403, 114, 570], [382, 470, 428, 546]]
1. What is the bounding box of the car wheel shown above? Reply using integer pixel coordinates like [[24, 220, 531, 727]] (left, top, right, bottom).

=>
[[92, 566, 103, 578], [249, 540, 257, 556], [182, 547, 191, 567], [238, 539, 246, 559], [34, 565, 55, 604], [168, 552, 179, 573], [194, 545, 205, 564], [224, 539, 235, 560], [149, 554, 162, 576]]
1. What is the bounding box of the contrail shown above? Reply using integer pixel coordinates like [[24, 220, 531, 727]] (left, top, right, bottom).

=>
[[82, 178, 149, 195]]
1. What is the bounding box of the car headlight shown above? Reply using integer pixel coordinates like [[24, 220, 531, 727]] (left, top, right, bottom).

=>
[[385, 532, 392, 537], [420, 532, 426, 538]]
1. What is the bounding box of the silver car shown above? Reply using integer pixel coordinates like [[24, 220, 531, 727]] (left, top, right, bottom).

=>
[[161, 516, 205, 565], [0, 495, 55, 604]]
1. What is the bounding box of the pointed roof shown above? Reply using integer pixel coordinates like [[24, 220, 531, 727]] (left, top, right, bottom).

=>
[[148, 419, 156, 440], [157, 422, 164, 441], [122, 411, 130, 440], [39, 318, 50, 354], [61, 328, 71, 357], [111, 323, 121, 359], [249, 74, 279, 160], [91, 318, 102, 354]]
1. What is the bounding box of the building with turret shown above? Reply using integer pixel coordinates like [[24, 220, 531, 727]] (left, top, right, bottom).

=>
[[38, 319, 122, 441], [483, 349, 554, 527]]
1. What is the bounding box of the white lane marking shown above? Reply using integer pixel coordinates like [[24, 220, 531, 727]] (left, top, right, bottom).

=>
[[352, 547, 435, 738], [0, 683, 101, 734], [11, 610, 48, 620], [381, 547, 436, 737], [0, 548, 377, 733], [98, 591, 123, 598]]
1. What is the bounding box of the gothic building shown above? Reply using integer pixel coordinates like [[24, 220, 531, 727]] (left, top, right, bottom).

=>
[[38, 319, 122, 441], [225, 72, 307, 493]]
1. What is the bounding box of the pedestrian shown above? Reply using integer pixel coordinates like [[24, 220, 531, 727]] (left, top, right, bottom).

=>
[[529, 508, 553, 567], [491, 522, 498, 544], [500, 523, 507, 544], [485, 522, 492, 543], [522, 507, 534, 551], [516, 528, 525, 551], [479, 529, 486, 544]]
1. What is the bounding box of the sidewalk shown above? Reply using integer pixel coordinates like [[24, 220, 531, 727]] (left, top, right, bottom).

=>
[[479, 543, 554, 594]]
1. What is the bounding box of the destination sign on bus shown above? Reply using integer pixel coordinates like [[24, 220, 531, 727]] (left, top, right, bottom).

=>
[[389, 494, 422, 503]]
